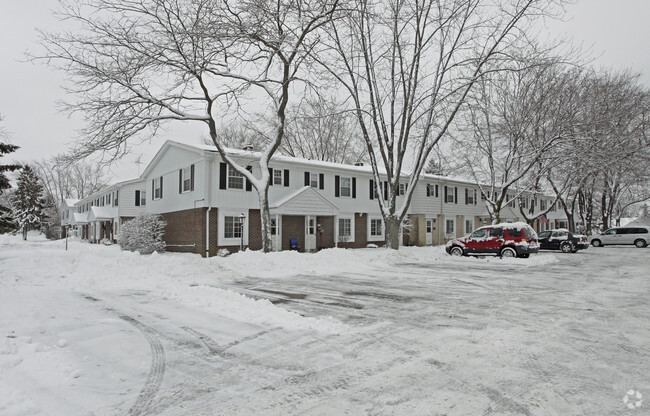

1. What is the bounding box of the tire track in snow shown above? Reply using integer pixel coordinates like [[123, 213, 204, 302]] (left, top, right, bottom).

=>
[[119, 314, 166, 416], [81, 294, 166, 416]]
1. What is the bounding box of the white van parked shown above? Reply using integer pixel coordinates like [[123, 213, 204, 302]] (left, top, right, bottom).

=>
[[590, 227, 649, 248]]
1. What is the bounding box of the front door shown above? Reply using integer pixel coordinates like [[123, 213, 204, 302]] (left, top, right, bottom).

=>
[[271, 216, 282, 251], [305, 217, 316, 252], [425, 219, 433, 245]]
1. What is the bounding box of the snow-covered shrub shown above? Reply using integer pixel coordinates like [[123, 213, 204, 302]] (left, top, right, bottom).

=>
[[217, 248, 230, 257], [118, 213, 166, 254]]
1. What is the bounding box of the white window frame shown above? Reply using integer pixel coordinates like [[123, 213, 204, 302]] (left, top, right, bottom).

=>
[[273, 169, 283, 186], [181, 166, 192, 193], [140, 190, 147, 206], [465, 218, 474, 235], [368, 217, 384, 241], [398, 183, 407, 196], [270, 218, 277, 235], [340, 177, 352, 198], [445, 219, 455, 237], [228, 166, 244, 190], [337, 216, 355, 243], [153, 177, 162, 200], [310, 172, 319, 188], [219, 211, 248, 246]]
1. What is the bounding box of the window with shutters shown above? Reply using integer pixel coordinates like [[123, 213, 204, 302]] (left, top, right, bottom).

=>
[[520, 196, 528, 209], [153, 177, 162, 200], [181, 166, 193, 192], [228, 166, 244, 189], [445, 186, 456, 203], [273, 169, 283, 185], [426, 183, 439, 198], [540, 199, 548, 210], [398, 183, 407, 196], [466, 189, 475, 204], [141, 190, 147, 206], [340, 177, 351, 197]]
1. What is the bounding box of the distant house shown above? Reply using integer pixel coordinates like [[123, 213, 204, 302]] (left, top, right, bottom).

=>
[[71, 141, 571, 256], [623, 216, 650, 228]]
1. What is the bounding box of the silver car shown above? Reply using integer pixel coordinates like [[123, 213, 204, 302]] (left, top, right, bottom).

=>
[[590, 227, 649, 248]]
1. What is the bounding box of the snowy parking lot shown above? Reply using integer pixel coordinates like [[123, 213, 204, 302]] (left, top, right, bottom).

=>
[[1, 235, 649, 415]]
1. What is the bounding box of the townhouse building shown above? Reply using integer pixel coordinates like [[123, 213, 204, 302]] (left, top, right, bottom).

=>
[[64, 140, 570, 256]]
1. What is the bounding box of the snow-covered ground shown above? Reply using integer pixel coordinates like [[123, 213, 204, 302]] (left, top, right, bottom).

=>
[[1, 233, 648, 415]]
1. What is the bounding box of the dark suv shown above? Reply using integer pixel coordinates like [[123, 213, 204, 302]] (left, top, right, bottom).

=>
[[537, 229, 589, 253], [446, 223, 539, 258]]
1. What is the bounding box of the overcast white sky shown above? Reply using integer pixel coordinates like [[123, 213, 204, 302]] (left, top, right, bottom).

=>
[[1, 0, 649, 182]]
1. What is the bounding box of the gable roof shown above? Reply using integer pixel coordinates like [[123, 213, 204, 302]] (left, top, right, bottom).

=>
[[87, 206, 114, 222], [270, 186, 339, 216]]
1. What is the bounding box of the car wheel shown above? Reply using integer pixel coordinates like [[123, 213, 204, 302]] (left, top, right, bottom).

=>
[[500, 247, 517, 258], [634, 239, 647, 248], [560, 242, 573, 253], [450, 246, 464, 256], [591, 239, 602, 247]]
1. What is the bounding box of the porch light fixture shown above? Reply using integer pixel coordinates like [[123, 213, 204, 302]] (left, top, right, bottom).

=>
[[239, 213, 246, 251]]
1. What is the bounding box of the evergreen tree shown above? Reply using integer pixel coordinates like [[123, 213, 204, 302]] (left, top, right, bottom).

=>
[[0, 138, 21, 233], [10, 165, 46, 240]]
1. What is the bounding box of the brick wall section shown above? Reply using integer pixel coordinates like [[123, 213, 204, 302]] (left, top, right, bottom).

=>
[[161, 208, 205, 255], [162, 207, 218, 257], [248, 209, 262, 251], [340, 213, 368, 249], [317, 216, 334, 250], [282, 215, 305, 251]]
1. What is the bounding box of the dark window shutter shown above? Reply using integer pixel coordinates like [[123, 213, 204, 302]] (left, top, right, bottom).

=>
[[335, 175, 340, 197], [152, 180, 154, 199], [160, 176, 163, 199], [179, 169, 183, 194], [474, 190, 477, 205], [352, 177, 357, 198], [219, 163, 227, 189], [444, 186, 448, 202], [190, 164, 195, 191], [319, 173, 324, 190], [370, 179, 374, 200], [454, 187, 458, 204], [383, 181, 388, 200], [246, 166, 252, 191], [304, 171, 310, 186], [268, 168, 273, 186], [426, 183, 430, 197], [435, 184, 439, 197], [135, 190, 140, 207], [465, 188, 468, 205], [284, 169, 290, 187]]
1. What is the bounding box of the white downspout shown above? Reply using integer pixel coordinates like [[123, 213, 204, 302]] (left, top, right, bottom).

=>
[[205, 158, 213, 258]]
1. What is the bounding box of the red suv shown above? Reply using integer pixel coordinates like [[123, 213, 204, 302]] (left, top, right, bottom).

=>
[[445, 223, 539, 258]]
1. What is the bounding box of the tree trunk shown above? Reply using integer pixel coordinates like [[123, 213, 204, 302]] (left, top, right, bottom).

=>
[[257, 187, 273, 253], [385, 216, 401, 250]]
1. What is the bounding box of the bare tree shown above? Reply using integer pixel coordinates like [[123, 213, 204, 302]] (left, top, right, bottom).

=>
[[448, 53, 581, 224], [546, 70, 649, 231], [38, 0, 340, 252], [317, 0, 565, 249], [33, 157, 109, 223], [282, 95, 366, 164]]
